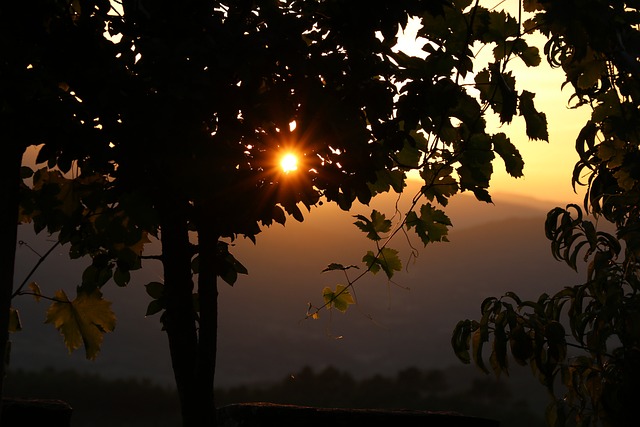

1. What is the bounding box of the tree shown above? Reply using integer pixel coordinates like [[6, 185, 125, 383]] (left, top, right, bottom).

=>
[[452, 1, 640, 426], [0, 2, 119, 423], [9, 1, 548, 426]]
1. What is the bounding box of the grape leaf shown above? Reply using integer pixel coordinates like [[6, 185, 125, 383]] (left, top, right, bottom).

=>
[[406, 203, 452, 246], [45, 289, 116, 360], [363, 247, 402, 279], [322, 284, 355, 312], [419, 164, 459, 206], [322, 263, 359, 273], [354, 210, 392, 241], [492, 133, 524, 178], [519, 90, 549, 141]]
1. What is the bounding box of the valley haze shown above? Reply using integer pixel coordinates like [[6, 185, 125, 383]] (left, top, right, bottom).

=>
[[10, 185, 584, 408]]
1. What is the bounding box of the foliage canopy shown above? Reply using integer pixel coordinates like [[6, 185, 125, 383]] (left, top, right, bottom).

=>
[[452, 1, 640, 426]]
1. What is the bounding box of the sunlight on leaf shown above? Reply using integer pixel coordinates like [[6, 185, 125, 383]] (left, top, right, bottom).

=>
[[45, 289, 116, 360], [322, 284, 355, 312], [363, 248, 402, 279]]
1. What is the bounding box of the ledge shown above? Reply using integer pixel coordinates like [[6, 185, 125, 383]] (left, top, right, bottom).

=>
[[217, 402, 500, 427]]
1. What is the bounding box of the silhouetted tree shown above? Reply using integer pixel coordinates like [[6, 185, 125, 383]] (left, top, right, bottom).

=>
[[0, 2, 118, 421]]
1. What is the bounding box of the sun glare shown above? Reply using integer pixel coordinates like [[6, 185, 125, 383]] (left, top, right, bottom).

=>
[[280, 153, 299, 173]]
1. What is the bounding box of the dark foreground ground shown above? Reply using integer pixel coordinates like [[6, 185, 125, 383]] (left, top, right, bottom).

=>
[[3, 365, 546, 427]]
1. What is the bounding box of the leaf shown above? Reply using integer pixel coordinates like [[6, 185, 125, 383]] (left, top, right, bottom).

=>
[[113, 267, 130, 287], [363, 248, 402, 279], [519, 91, 549, 141], [523, 0, 545, 12], [145, 281, 164, 299], [577, 58, 605, 90], [322, 285, 355, 312], [419, 164, 459, 206], [518, 46, 541, 67], [405, 204, 452, 246], [472, 328, 490, 374], [45, 289, 116, 360], [492, 133, 524, 177], [28, 282, 42, 302], [486, 10, 520, 43], [491, 313, 509, 377], [322, 263, 359, 273], [396, 141, 421, 168], [451, 320, 472, 364], [9, 308, 22, 333], [145, 299, 164, 317], [218, 244, 249, 286], [127, 231, 151, 256], [353, 210, 392, 241], [456, 134, 495, 195], [368, 169, 406, 195], [272, 205, 287, 225]]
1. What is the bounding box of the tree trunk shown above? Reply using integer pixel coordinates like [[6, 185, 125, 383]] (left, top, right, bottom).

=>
[[158, 199, 199, 427], [195, 214, 219, 427], [0, 143, 24, 422]]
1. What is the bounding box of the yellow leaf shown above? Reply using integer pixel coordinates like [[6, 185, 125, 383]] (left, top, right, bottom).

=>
[[9, 308, 22, 333], [45, 289, 116, 360], [28, 282, 42, 302], [322, 284, 355, 312]]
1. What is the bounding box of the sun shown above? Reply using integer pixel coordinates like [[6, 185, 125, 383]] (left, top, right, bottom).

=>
[[280, 153, 299, 173]]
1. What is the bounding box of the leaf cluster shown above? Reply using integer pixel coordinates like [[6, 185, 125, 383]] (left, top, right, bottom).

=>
[[457, 2, 640, 426]]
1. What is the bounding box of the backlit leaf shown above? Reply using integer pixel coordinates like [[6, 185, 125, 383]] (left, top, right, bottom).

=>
[[354, 210, 392, 241], [519, 91, 549, 141], [322, 285, 355, 312], [492, 133, 524, 178], [363, 248, 402, 279], [518, 46, 541, 67], [28, 282, 42, 302], [406, 203, 452, 246], [419, 164, 459, 206], [45, 289, 116, 360]]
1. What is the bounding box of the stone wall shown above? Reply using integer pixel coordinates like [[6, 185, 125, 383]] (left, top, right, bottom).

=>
[[0, 399, 500, 426], [217, 402, 500, 427], [1, 398, 73, 427]]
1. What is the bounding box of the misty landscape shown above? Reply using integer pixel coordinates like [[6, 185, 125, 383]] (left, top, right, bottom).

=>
[[7, 186, 584, 425]]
